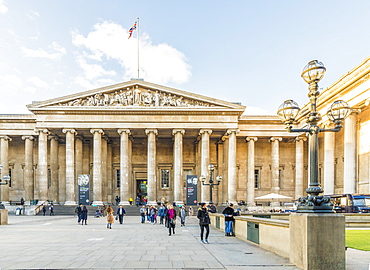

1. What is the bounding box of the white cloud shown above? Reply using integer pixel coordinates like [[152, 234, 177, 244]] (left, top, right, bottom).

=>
[[0, 74, 23, 94], [243, 106, 271, 115], [71, 21, 191, 86], [0, 0, 8, 14], [27, 10, 40, 20], [21, 42, 66, 60], [28, 76, 49, 88]]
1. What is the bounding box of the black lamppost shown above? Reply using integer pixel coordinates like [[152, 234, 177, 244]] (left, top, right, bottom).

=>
[[277, 60, 351, 213], [200, 164, 222, 203]]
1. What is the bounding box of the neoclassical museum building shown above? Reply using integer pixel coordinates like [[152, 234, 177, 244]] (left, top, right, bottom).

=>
[[1, 57, 370, 206]]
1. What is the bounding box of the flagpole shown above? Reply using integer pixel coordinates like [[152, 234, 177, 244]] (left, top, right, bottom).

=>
[[137, 17, 140, 79]]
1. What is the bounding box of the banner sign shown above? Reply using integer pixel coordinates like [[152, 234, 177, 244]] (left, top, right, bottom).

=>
[[186, 175, 198, 206], [78, 174, 90, 205]]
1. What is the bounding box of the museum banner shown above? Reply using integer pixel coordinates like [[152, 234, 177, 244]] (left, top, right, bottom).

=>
[[186, 175, 198, 206], [78, 175, 90, 205]]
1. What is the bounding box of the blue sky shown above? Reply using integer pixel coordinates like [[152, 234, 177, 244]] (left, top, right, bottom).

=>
[[1, 1, 370, 114]]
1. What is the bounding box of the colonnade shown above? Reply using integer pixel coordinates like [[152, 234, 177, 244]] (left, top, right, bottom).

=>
[[0, 115, 360, 204]]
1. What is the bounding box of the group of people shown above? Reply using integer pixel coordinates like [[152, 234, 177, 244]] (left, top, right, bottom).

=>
[[75, 204, 127, 229], [197, 202, 240, 243], [41, 204, 54, 216]]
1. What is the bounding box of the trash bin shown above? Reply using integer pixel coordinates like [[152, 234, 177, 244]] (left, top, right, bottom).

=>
[[15, 207, 21, 216]]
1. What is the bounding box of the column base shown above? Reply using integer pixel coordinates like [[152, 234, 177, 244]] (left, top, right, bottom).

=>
[[174, 201, 184, 206], [92, 201, 104, 206], [64, 201, 77, 206], [148, 201, 159, 206], [119, 201, 130, 206]]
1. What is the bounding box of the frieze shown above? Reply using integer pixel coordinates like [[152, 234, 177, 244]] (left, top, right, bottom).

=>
[[55, 86, 214, 108]]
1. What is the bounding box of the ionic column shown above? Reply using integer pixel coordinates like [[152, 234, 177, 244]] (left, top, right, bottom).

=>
[[146, 129, 158, 205], [0, 136, 12, 203], [173, 129, 185, 204], [101, 135, 108, 203], [75, 135, 84, 186], [36, 129, 49, 202], [58, 144, 66, 203], [90, 129, 104, 205], [118, 129, 131, 205], [49, 136, 59, 203], [246, 137, 258, 206], [199, 129, 212, 202], [269, 137, 282, 194], [63, 129, 77, 205], [344, 113, 357, 194], [323, 131, 335, 195], [22, 136, 34, 203], [227, 129, 239, 205], [295, 137, 306, 199], [75, 135, 84, 204]]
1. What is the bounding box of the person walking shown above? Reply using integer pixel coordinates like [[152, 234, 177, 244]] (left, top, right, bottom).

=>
[[180, 205, 186, 226], [106, 205, 114, 229], [135, 196, 140, 207], [76, 203, 83, 224], [188, 206, 193, 216], [115, 196, 119, 205], [49, 204, 54, 216], [42, 205, 46, 216], [166, 204, 176, 236], [81, 206, 88, 225], [222, 203, 236, 236], [158, 204, 165, 224], [197, 203, 211, 244], [116, 205, 126, 224], [140, 205, 146, 223]]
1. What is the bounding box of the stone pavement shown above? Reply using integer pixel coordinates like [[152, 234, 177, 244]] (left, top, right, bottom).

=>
[[0, 215, 368, 270]]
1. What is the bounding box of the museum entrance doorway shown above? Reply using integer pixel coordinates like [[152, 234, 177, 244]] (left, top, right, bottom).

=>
[[136, 179, 148, 204]]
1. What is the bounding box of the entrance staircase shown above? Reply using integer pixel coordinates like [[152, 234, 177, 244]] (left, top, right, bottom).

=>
[[36, 204, 142, 216]]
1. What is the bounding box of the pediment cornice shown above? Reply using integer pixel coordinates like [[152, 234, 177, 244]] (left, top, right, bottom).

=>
[[27, 80, 245, 113]]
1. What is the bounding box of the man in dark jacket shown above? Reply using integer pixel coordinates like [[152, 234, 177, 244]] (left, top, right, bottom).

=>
[[116, 205, 126, 224], [222, 203, 236, 236], [76, 203, 83, 224], [207, 202, 217, 213]]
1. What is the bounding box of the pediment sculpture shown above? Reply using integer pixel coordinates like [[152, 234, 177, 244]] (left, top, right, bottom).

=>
[[56, 86, 214, 108]]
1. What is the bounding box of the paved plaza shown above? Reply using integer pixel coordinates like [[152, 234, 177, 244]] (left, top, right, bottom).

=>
[[0, 214, 369, 270]]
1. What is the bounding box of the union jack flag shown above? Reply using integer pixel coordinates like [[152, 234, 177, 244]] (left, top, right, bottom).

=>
[[128, 20, 137, 39]]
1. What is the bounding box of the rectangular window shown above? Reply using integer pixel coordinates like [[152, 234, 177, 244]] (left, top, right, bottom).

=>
[[116, 169, 120, 188], [161, 169, 170, 189], [254, 169, 260, 189], [8, 168, 12, 188], [47, 168, 51, 188], [278, 168, 283, 189]]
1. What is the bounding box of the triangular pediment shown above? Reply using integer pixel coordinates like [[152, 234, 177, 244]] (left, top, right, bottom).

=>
[[27, 80, 245, 112]]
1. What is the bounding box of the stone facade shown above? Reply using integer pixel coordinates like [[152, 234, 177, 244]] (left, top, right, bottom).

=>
[[1, 57, 370, 205]]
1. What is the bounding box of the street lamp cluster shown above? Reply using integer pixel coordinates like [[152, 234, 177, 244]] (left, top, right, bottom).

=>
[[200, 164, 222, 203], [277, 60, 352, 213]]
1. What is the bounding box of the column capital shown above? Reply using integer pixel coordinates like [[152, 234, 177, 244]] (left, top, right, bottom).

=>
[[246, 136, 258, 142], [226, 129, 240, 135], [75, 135, 85, 141], [102, 135, 110, 142], [90, 129, 104, 135], [62, 128, 77, 135], [199, 129, 212, 136], [145, 129, 158, 135], [269, 137, 282, 142], [117, 129, 131, 135], [172, 129, 185, 135], [22, 135, 35, 141], [295, 136, 307, 142], [34, 128, 49, 135], [0, 135, 12, 141], [48, 135, 59, 142]]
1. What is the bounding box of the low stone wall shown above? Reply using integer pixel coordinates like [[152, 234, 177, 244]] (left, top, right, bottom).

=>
[[0, 209, 8, 225], [210, 214, 290, 258]]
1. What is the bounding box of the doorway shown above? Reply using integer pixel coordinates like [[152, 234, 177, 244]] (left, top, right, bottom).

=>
[[136, 179, 148, 204]]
